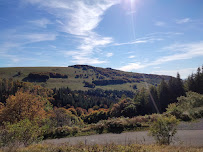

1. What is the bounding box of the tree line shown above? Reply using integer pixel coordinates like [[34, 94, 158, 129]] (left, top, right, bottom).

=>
[[0, 66, 202, 124]]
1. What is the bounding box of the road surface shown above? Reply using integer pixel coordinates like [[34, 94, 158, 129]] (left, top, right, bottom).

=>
[[44, 130, 203, 147]]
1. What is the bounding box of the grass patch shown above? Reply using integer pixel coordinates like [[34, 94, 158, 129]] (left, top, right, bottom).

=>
[[1, 143, 202, 152]]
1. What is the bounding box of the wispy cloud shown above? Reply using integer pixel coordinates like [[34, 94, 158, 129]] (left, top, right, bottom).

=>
[[126, 10, 136, 15], [119, 41, 203, 71], [114, 40, 148, 46], [63, 51, 106, 64], [106, 52, 113, 57], [77, 34, 113, 52], [151, 68, 197, 79], [28, 18, 52, 28], [0, 32, 57, 64], [23, 0, 119, 64], [1, 33, 57, 51], [113, 32, 182, 46], [155, 21, 165, 26], [128, 55, 135, 58], [17, 33, 57, 43], [119, 63, 145, 71], [175, 18, 191, 24], [0, 50, 48, 66]]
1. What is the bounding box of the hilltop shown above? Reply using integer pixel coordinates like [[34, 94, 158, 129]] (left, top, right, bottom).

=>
[[0, 65, 172, 91]]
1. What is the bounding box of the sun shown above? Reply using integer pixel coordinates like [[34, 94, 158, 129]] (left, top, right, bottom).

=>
[[121, 0, 140, 12], [125, 0, 139, 8]]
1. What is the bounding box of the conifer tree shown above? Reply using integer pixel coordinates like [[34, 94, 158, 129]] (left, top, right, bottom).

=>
[[158, 79, 170, 112]]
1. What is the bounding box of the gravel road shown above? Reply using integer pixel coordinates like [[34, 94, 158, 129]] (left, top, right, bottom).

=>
[[44, 130, 203, 147], [44, 119, 203, 147]]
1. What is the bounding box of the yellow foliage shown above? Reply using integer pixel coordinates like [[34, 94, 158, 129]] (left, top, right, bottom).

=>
[[0, 90, 47, 124]]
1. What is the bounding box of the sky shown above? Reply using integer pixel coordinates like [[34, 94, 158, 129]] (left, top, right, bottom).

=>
[[0, 0, 203, 78]]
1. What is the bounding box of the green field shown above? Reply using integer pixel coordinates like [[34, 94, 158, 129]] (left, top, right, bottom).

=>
[[0, 65, 171, 91]]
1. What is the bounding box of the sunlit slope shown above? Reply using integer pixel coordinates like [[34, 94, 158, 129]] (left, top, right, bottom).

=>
[[0, 65, 172, 91]]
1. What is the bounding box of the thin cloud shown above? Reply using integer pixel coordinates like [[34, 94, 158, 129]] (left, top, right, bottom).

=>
[[176, 18, 191, 24], [113, 32, 182, 46], [155, 21, 165, 26], [5, 33, 57, 47], [126, 10, 136, 15], [119, 62, 146, 71], [23, 0, 119, 64], [151, 68, 197, 79], [28, 18, 52, 28], [128, 55, 135, 58], [114, 40, 147, 46], [0, 32, 57, 64], [106, 52, 113, 57], [22, 33, 57, 43], [119, 41, 203, 71]]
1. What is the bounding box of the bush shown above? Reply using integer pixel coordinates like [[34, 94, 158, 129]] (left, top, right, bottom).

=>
[[166, 103, 183, 119], [179, 113, 192, 121], [194, 109, 203, 118], [0, 119, 42, 147], [72, 126, 79, 136], [106, 120, 124, 133], [45, 126, 72, 138], [94, 123, 105, 134], [149, 115, 179, 145], [43, 126, 80, 139]]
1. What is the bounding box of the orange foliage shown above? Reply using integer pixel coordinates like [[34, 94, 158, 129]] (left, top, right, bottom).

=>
[[76, 107, 87, 116], [0, 90, 47, 124], [67, 107, 77, 116], [88, 108, 94, 114]]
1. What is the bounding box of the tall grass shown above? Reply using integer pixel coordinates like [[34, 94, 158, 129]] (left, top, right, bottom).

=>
[[1, 143, 202, 152]]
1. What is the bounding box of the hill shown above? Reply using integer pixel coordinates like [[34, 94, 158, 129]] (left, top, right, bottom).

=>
[[0, 65, 172, 91]]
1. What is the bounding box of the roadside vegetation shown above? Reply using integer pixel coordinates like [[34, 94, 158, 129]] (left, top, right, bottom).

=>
[[0, 66, 203, 149], [1, 143, 203, 152]]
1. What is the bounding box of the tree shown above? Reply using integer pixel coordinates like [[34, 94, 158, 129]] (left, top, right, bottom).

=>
[[158, 79, 170, 112], [122, 103, 137, 117], [0, 119, 42, 147], [0, 90, 48, 124], [51, 107, 71, 127], [149, 86, 160, 113], [168, 73, 185, 104], [110, 98, 137, 118], [185, 67, 203, 94], [134, 88, 148, 115], [149, 115, 179, 145]]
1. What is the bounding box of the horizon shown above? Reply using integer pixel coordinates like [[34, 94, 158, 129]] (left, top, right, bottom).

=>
[[0, 0, 203, 79]]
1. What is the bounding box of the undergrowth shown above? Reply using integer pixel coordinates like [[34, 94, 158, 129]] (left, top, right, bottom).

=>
[[0, 143, 202, 152]]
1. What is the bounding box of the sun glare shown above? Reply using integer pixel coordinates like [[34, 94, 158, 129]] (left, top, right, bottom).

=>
[[123, 0, 139, 11]]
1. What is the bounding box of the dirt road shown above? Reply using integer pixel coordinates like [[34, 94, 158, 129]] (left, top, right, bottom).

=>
[[44, 130, 203, 147]]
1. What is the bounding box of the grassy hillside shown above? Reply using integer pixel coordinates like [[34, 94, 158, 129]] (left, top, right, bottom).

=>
[[0, 65, 172, 91]]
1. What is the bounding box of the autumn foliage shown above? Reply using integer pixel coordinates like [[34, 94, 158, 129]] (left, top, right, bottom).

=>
[[0, 90, 48, 124]]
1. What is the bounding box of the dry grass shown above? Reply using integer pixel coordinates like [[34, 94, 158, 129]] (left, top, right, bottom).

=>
[[1, 143, 202, 152]]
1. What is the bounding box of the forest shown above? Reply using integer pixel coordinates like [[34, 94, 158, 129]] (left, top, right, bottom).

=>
[[0, 66, 203, 147]]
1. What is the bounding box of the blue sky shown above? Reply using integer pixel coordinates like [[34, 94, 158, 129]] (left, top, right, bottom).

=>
[[0, 0, 203, 78]]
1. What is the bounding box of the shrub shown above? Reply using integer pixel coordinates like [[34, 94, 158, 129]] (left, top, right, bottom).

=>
[[83, 110, 108, 124], [166, 103, 182, 119], [106, 120, 124, 133], [43, 126, 81, 139], [47, 126, 72, 138], [132, 84, 137, 90], [149, 115, 179, 145], [193, 109, 203, 119], [94, 123, 105, 134], [0, 119, 42, 147], [123, 120, 136, 130], [50, 108, 72, 127], [179, 112, 192, 121], [72, 126, 79, 136]]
